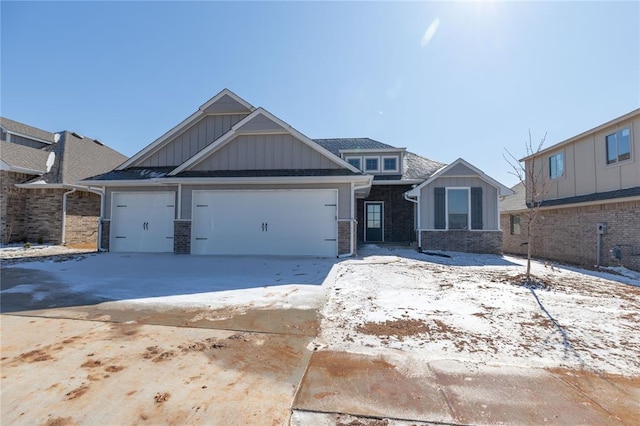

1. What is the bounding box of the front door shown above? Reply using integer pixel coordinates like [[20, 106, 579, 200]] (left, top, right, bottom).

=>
[[365, 202, 383, 242]]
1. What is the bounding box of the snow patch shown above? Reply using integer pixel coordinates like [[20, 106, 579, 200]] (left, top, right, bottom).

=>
[[45, 152, 55, 172]]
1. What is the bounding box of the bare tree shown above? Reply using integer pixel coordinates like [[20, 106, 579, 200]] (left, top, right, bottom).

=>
[[504, 131, 550, 281]]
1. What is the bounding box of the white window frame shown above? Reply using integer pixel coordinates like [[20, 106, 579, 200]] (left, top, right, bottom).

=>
[[381, 155, 399, 172], [445, 187, 471, 230], [606, 127, 632, 165], [364, 156, 380, 172], [548, 152, 564, 180], [345, 156, 362, 170]]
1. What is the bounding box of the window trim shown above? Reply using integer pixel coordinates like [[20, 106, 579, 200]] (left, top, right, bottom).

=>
[[381, 155, 399, 172], [605, 126, 632, 165], [548, 151, 565, 180], [363, 156, 380, 172], [345, 156, 362, 170], [445, 187, 471, 230]]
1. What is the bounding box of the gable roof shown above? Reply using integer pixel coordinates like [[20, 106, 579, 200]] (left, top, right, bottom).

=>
[[406, 158, 514, 197], [117, 89, 255, 170], [168, 108, 361, 176], [0, 116, 56, 144], [1, 125, 128, 186], [500, 182, 527, 212], [0, 140, 49, 174]]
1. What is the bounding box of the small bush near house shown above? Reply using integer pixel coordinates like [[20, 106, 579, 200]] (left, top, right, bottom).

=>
[[23, 242, 32, 249]]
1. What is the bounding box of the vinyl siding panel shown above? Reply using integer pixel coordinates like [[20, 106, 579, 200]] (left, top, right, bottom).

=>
[[180, 183, 351, 220], [203, 94, 251, 114], [193, 134, 341, 171], [440, 162, 476, 176], [237, 114, 285, 133], [420, 177, 498, 230], [139, 114, 247, 167]]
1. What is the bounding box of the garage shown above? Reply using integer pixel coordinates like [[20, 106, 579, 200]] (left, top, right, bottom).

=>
[[191, 190, 337, 256], [110, 192, 175, 253]]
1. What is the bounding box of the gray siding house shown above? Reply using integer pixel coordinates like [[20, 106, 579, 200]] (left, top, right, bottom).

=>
[[85, 89, 511, 256]]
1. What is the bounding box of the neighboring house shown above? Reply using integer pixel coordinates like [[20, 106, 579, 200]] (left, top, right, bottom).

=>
[[405, 158, 513, 254], [501, 108, 640, 271], [0, 117, 127, 246], [314, 138, 444, 244], [83, 89, 511, 256]]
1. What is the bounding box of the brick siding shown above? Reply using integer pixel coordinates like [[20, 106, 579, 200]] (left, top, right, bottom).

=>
[[338, 221, 352, 255], [421, 230, 503, 254], [358, 184, 415, 243], [1, 171, 28, 243], [174, 220, 191, 254], [23, 189, 64, 244], [64, 191, 100, 247], [502, 200, 640, 271], [100, 220, 110, 251]]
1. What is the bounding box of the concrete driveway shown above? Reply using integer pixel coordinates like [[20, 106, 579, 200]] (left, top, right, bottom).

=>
[[2, 249, 639, 425]]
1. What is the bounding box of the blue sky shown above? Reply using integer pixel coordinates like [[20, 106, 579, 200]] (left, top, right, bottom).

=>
[[2, 1, 638, 186]]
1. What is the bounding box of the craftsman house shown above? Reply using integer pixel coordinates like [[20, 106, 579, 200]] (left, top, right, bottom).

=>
[[0, 117, 127, 246], [501, 108, 640, 271], [84, 89, 511, 256]]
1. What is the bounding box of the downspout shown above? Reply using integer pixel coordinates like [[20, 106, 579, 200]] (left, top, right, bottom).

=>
[[404, 191, 420, 249], [61, 188, 77, 244], [338, 180, 372, 258]]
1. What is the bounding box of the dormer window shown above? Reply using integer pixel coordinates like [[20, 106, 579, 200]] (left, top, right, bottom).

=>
[[346, 157, 361, 170], [364, 157, 379, 172], [383, 156, 398, 172]]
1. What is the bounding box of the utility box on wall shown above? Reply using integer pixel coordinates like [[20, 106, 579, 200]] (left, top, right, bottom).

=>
[[596, 222, 608, 234]]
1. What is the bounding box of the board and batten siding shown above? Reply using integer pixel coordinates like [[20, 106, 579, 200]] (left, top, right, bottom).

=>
[[139, 114, 248, 167], [180, 183, 351, 221], [103, 186, 178, 220], [528, 114, 639, 200], [192, 134, 342, 171], [420, 177, 499, 230]]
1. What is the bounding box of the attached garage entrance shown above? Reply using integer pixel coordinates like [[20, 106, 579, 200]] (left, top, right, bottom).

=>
[[110, 192, 175, 253], [191, 190, 337, 256]]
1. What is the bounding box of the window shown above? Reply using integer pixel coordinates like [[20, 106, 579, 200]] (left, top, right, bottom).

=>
[[549, 152, 564, 179], [606, 127, 631, 164], [346, 157, 361, 170], [447, 188, 469, 230], [510, 214, 521, 235], [364, 157, 379, 172], [382, 156, 398, 172]]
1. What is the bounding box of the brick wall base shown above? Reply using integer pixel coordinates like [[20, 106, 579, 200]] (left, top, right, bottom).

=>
[[1, 171, 28, 244], [100, 220, 110, 251], [174, 220, 191, 254], [338, 221, 352, 256], [23, 189, 64, 244], [64, 191, 100, 247], [421, 230, 503, 254], [502, 200, 640, 271]]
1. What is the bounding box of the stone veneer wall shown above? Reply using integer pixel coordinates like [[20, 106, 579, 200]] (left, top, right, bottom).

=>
[[1, 171, 29, 243], [174, 220, 191, 254], [64, 191, 100, 247], [338, 221, 352, 255], [421, 230, 503, 254], [501, 200, 640, 271]]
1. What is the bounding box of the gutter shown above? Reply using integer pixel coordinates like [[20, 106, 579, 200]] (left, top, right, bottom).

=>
[[81, 175, 373, 186]]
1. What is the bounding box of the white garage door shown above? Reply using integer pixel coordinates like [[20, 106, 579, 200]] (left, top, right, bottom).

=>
[[191, 190, 337, 256], [110, 192, 175, 253]]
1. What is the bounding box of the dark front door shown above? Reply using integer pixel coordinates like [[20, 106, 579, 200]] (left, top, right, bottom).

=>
[[365, 202, 383, 242]]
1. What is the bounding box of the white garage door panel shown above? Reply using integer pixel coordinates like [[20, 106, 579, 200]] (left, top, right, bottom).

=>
[[111, 192, 175, 253], [192, 190, 337, 256]]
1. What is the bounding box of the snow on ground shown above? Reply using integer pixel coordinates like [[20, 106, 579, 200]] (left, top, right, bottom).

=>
[[3, 245, 639, 376], [0, 244, 94, 260], [1, 251, 337, 312], [319, 245, 640, 377]]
